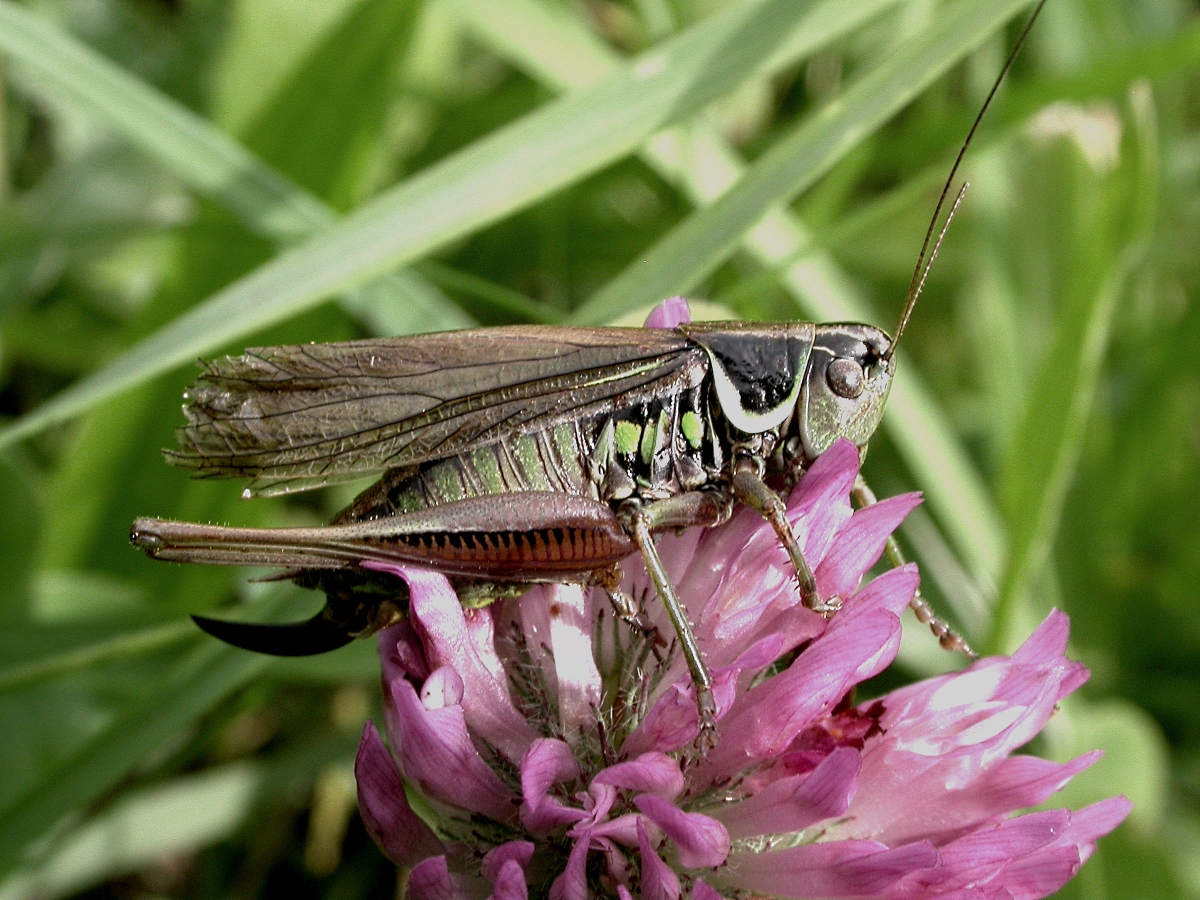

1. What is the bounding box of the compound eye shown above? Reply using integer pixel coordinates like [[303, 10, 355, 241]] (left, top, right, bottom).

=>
[[827, 357, 865, 399]]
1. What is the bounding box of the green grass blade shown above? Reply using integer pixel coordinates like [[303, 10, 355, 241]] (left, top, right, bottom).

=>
[[0, 763, 265, 900], [0, 0, 325, 242], [414, 261, 562, 323], [571, 0, 1037, 325], [0, 0, 472, 339], [0, 622, 194, 695], [0, 649, 270, 875], [0, 739, 356, 900], [886, 363, 1008, 587], [0, 590, 311, 876], [460, 0, 902, 93], [0, 0, 892, 449], [988, 85, 1158, 653]]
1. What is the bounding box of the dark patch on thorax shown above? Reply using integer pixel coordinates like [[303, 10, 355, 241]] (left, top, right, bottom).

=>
[[681, 323, 814, 415]]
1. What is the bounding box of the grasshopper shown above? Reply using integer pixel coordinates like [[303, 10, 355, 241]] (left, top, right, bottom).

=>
[[132, 315, 909, 734], [132, 2, 1044, 738]]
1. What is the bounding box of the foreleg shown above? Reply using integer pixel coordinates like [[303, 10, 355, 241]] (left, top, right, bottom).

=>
[[730, 460, 834, 614]]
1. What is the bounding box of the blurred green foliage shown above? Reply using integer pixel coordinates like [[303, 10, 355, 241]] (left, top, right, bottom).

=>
[[0, 0, 1195, 897]]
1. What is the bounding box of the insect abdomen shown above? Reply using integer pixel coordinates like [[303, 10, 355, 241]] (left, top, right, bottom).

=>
[[384, 524, 633, 579], [343, 421, 601, 523]]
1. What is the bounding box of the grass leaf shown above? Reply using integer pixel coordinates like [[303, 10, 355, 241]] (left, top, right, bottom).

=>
[[0, 0, 471, 344], [0, 0, 889, 449], [0, 0, 325, 242], [0, 737, 357, 900], [571, 0, 1039, 324], [988, 84, 1158, 652], [0, 589, 312, 875], [0, 622, 194, 695]]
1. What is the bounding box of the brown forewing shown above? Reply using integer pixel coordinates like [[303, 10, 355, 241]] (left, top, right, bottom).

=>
[[169, 326, 706, 496]]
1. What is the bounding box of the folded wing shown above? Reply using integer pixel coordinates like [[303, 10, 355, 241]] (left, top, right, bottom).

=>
[[170, 326, 704, 496]]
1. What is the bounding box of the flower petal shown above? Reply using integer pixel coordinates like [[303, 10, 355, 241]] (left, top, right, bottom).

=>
[[729, 633, 789, 672], [722, 839, 938, 898], [387, 673, 516, 822], [846, 612, 1091, 843], [549, 835, 592, 900], [486, 860, 528, 900], [692, 514, 816, 657], [820, 566, 917, 688], [406, 856, 454, 900], [512, 585, 604, 736], [837, 565, 920, 623], [634, 794, 730, 870], [787, 438, 861, 566], [520, 738, 586, 834], [965, 798, 1128, 899], [993, 846, 1082, 900], [974, 751, 1102, 812], [702, 607, 900, 783], [482, 841, 535, 885], [594, 753, 686, 801], [622, 668, 738, 756], [588, 811, 643, 847], [546, 584, 603, 734], [584, 781, 620, 825], [936, 808, 1071, 873], [1066, 796, 1133, 863], [354, 721, 444, 869], [690, 879, 724, 900], [379, 621, 430, 681], [365, 562, 538, 764], [1012, 608, 1070, 666], [659, 441, 860, 663], [420, 665, 464, 709], [638, 817, 683, 900], [838, 751, 1101, 848], [717, 746, 861, 839], [599, 835, 635, 887], [886, 804, 1129, 900], [815, 493, 922, 599], [644, 296, 693, 328], [958, 798, 1130, 900]]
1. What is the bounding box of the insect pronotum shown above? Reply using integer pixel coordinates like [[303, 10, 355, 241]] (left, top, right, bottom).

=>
[[131, 2, 1045, 743]]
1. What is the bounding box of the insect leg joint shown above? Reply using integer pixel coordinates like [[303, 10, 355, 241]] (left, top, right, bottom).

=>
[[730, 461, 835, 616]]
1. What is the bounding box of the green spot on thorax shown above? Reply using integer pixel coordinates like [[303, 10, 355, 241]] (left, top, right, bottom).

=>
[[681, 410, 704, 448], [615, 420, 641, 456]]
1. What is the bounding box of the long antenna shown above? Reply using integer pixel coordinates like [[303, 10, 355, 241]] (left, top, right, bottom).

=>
[[885, 0, 1048, 361]]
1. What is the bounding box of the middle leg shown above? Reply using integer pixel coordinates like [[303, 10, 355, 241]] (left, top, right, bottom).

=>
[[620, 490, 732, 751]]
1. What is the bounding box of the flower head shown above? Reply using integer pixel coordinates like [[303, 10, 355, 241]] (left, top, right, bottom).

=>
[[353, 300, 1129, 899]]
